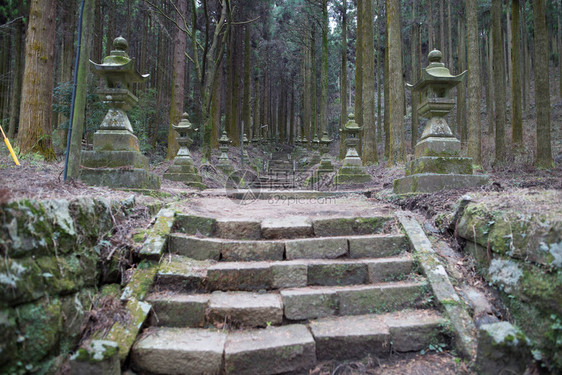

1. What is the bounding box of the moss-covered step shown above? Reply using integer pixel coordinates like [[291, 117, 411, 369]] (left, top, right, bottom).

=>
[[138, 208, 176, 260], [312, 216, 394, 237], [393, 173, 489, 194], [347, 234, 410, 258], [310, 309, 446, 360], [281, 280, 429, 320]]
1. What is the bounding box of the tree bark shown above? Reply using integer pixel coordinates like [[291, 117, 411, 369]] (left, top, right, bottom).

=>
[[355, 0, 363, 139], [8, 19, 24, 139], [428, 0, 434, 52], [492, 0, 506, 163], [362, 0, 377, 164], [559, 0, 562, 97], [521, 3, 529, 111], [166, 0, 188, 159], [311, 26, 317, 137], [447, 0, 452, 69], [210, 60, 221, 148], [506, 3, 512, 90], [487, 30, 494, 134], [411, 0, 420, 149], [533, 0, 553, 168], [386, 0, 405, 166], [456, 15, 467, 146], [242, 25, 251, 138], [466, 0, 482, 165], [17, 0, 57, 160], [320, 0, 328, 136], [511, 0, 523, 147], [339, 0, 348, 158], [67, 0, 94, 179]]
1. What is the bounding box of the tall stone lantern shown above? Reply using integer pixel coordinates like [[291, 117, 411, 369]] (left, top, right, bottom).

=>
[[163, 113, 205, 189], [318, 131, 334, 174], [217, 131, 233, 173], [80, 36, 160, 189], [393, 50, 488, 193], [308, 133, 321, 166], [336, 113, 372, 184]]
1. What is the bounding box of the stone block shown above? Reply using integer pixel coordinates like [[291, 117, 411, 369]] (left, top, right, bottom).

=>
[[313, 217, 393, 237], [285, 238, 348, 260], [81, 150, 148, 169], [271, 262, 308, 289], [168, 235, 222, 260], [348, 235, 409, 258], [80, 168, 161, 190], [310, 315, 390, 360], [406, 156, 473, 176], [207, 262, 271, 291], [207, 291, 283, 328], [393, 173, 489, 194], [224, 325, 316, 375], [364, 258, 415, 282], [132, 328, 226, 375], [216, 219, 262, 240], [281, 287, 338, 320], [384, 310, 445, 352], [93, 129, 140, 152], [70, 340, 120, 375], [307, 261, 368, 286], [139, 209, 175, 260], [173, 214, 216, 236], [147, 293, 209, 327], [261, 216, 313, 239], [476, 322, 531, 375], [155, 257, 211, 293], [221, 240, 285, 261], [415, 136, 460, 157]]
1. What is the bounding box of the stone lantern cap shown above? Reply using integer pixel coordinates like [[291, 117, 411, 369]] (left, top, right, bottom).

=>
[[320, 131, 332, 145], [90, 36, 149, 89], [242, 133, 250, 145], [343, 113, 363, 136], [173, 113, 196, 137], [410, 50, 466, 95], [219, 131, 231, 146]]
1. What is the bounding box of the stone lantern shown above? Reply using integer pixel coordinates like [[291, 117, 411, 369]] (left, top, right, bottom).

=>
[[242, 133, 250, 165], [336, 113, 372, 184], [217, 131, 233, 173], [393, 50, 488, 193], [163, 113, 205, 189], [318, 131, 334, 174], [308, 133, 321, 166], [80, 36, 160, 189]]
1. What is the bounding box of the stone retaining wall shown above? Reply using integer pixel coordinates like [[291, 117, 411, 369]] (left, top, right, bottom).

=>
[[0, 197, 128, 374]]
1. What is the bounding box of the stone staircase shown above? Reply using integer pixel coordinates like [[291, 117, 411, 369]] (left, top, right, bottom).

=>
[[258, 152, 295, 190], [130, 215, 450, 375]]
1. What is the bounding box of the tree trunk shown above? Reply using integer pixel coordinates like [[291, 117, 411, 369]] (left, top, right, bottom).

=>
[[311, 27, 317, 138], [466, 0, 482, 165], [428, 0, 434, 52], [411, 0, 420, 149], [492, 0, 506, 163], [533, 0, 553, 168], [17, 0, 57, 160], [559, 0, 562, 97], [242, 25, 251, 138], [166, 0, 188, 159], [386, 0, 405, 166], [226, 27, 234, 140], [511, 0, 523, 147], [447, 0, 453, 68], [355, 0, 363, 141], [384, 31, 390, 159], [210, 61, 221, 148], [67, 0, 94, 179], [303, 45, 311, 142], [487, 30, 495, 134], [289, 88, 295, 143], [254, 73, 260, 140], [439, 0, 445, 55], [320, 0, 328, 136], [8, 19, 24, 139], [506, 3, 512, 91], [339, 0, 348, 158], [456, 15, 467, 147], [522, 3, 530, 111], [362, 0, 377, 164]]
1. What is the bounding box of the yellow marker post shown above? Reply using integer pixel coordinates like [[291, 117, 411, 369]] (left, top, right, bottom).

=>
[[0, 125, 20, 166]]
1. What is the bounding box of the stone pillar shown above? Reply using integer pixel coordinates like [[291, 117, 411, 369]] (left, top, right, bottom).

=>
[[217, 131, 234, 174], [335, 114, 372, 184], [318, 131, 334, 174]]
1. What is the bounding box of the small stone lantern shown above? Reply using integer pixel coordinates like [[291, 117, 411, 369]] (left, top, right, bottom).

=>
[[242, 133, 250, 165], [335, 113, 372, 184], [163, 113, 205, 189], [307, 133, 322, 166], [217, 131, 233, 173], [80, 36, 160, 189], [318, 131, 334, 174], [393, 50, 488, 193]]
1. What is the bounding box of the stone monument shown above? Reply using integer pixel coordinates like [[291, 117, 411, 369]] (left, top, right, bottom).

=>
[[217, 131, 233, 173], [163, 113, 206, 189], [307, 133, 321, 166], [242, 133, 251, 165], [80, 36, 160, 189], [335, 113, 372, 184], [393, 50, 488, 194], [318, 131, 334, 174]]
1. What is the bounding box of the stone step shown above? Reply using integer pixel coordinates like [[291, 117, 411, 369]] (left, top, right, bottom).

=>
[[154, 255, 417, 293], [281, 281, 429, 320], [168, 233, 409, 260], [309, 309, 446, 360], [131, 310, 445, 375]]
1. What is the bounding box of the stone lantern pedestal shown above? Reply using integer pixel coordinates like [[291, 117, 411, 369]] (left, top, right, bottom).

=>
[[163, 113, 206, 189], [393, 50, 488, 194], [335, 114, 372, 184], [318, 131, 334, 174], [80, 37, 160, 189]]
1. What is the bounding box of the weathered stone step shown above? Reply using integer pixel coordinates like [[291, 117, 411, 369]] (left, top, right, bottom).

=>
[[309, 309, 446, 360], [154, 255, 417, 292], [132, 325, 315, 375], [168, 232, 409, 260], [281, 281, 429, 320], [131, 310, 445, 375]]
